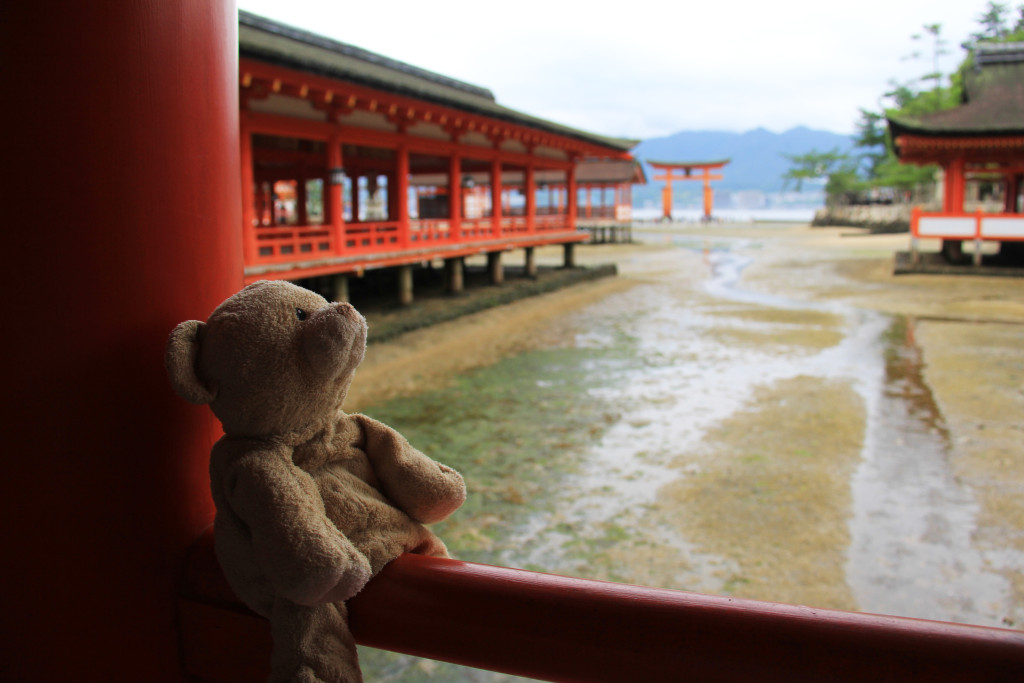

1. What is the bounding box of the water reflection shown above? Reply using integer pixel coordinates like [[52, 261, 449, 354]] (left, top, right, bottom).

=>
[[846, 316, 1011, 626], [359, 236, 1014, 680]]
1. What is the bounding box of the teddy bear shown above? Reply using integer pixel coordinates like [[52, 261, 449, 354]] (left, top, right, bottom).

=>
[[165, 280, 467, 682]]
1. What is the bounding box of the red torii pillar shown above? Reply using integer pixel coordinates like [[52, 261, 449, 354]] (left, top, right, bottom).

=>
[[2, 2, 241, 680], [649, 159, 730, 221]]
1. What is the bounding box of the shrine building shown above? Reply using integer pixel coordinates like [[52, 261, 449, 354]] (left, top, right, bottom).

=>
[[889, 41, 1024, 267], [575, 158, 646, 242], [239, 12, 641, 302]]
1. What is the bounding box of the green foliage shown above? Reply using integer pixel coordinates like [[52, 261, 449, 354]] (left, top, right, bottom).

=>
[[971, 2, 1014, 42], [872, 155, 939, 191], [824, 165, 867, 203], [780, 148, 848, 192], [792, 3, 1024, 205], [852, 109, 888, 178]]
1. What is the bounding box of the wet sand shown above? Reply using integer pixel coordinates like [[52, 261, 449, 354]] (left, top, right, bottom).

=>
[[348, 223, 1024, 634]]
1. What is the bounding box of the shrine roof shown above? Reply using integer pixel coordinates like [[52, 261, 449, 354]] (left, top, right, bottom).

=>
[[645, 159, 731, 169], [576, 159, 648, 184], [888, 42, 1024, 140], [239, 11, 638, 153]]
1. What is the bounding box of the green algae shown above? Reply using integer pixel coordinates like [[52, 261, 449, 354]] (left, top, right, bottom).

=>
[[355, 340, 640, 681], [360, 341, 635, 566]]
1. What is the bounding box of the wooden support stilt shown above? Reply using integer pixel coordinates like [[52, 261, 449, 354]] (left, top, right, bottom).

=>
[[332, 273, 349, 303], [564, 242, 576, 268], [445, 257, 464, 294], [398, 265, 413, 306], [487, 251, 503, 285], [524, 247, 537, 279]]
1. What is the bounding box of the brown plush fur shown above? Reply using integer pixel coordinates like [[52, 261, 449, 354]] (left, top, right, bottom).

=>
[[166, 280, 466, 682]]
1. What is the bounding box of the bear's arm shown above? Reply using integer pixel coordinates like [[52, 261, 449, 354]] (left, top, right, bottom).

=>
[[215, 440, 372, 605], [351, 414, 467, 524]]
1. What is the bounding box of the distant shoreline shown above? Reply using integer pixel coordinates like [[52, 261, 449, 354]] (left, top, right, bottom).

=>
[[631, 207, 817, 223]]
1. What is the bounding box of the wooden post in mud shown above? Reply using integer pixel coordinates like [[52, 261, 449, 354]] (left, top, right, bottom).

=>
[[398, 265, 414, 305], [332, 273, 350, 303], [564, 242, 576, 268], [524, 247, 538, 278], [488, 251, 504, 285], [445, 257, 464, 294]]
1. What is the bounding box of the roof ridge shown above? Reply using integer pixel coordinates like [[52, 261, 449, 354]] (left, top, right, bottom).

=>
[[976, 41, 1024, 65], [238, 10, 496, 102]]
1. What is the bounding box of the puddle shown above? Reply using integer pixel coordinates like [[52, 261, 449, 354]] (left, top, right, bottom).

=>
[[356, 237, 1015, 680], [846, 316, 1012, 627]]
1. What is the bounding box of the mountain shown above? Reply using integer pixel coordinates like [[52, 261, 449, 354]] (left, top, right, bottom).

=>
[[631, 126, 855, 204]]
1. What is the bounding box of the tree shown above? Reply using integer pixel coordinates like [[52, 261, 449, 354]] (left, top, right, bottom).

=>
[[781, 148, 849, 192], [852, 109, 888, 178], [972, 2, 1011, 42], [907, 23, 950, 110], [810, 3, 1023, 207]]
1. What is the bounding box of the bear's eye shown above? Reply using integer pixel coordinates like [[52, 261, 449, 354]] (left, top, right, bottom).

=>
[[295, 307, 307, 321]]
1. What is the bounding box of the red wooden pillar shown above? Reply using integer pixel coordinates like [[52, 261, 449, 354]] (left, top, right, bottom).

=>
[[296, 165, 309, 226], [702, 171, 715, 220], [944, 159, 966, 213], [1005, 173, 1020, 214], [661, 173, 674, 219], [567, 163, 578, 228], [397, 146, 410, 246], [328, 136, 346, 254], [2, 2, 241, 681], [449, 153, 462, 239], [240, 115, 258, 262], [525, 164, 536, 232], [492, 157, 503, 236], [352, 174, 362, 222]]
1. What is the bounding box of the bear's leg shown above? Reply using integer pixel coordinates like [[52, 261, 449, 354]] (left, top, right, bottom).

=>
[[269, 598, 362, 683]]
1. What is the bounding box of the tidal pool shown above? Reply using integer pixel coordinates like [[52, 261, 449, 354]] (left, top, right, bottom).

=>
[[356, 236, 1012, 680]]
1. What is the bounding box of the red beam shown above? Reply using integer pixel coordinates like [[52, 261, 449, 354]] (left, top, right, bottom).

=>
[[240, 59, 631, 160], [179, 536, 1024, 682], [245, 110, 575, 172], [349, 555, 1024, 682], [241, 232, 588, 283]]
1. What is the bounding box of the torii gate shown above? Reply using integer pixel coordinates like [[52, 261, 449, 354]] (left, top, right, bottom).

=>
[[648, 159, 730, 221]]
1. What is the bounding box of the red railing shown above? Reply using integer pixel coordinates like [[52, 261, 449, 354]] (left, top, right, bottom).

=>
[[178, 541, 1024, 682], [536, 214, 570, 232], [578, 206, 617, 219], [254, 225, 333, 262], [342, 221, 401, 253], [246, 215, 584, 272], [912, 207, 1024, 242], [501, 216, 529, 234], [408, 219, 453, 245], [459, 217, 495, 239]]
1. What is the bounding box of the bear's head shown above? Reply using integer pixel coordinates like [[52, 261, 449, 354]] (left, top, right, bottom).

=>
[[165, 280, 367, 437]]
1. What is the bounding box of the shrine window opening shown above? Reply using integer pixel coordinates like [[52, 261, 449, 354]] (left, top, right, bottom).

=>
[[305, 179, 324, 225], [355, 175, 390, 222], [408, 152, 452, 244], [535, 170, 568, 231], [252, 134, 328, 229]]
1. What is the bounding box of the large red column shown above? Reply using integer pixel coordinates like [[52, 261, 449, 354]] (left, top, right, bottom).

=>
[[492, 158, 504, 236], [567, 162, 578, 227], [449, 153, 462, 239], [944, 158, 966, 213], [1, 2, 241, 680]]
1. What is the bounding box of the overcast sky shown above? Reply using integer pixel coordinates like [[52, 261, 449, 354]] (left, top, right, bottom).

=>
[[237, 0, 984, 140]]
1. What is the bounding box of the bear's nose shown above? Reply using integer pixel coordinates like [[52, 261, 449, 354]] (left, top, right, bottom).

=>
[[332, 301, 358, 320]]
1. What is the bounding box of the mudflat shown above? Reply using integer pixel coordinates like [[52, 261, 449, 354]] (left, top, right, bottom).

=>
[[348, 223, 1024, 632]]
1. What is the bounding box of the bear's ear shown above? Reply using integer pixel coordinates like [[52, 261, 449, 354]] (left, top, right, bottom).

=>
[[165, 320, 216, 405]]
